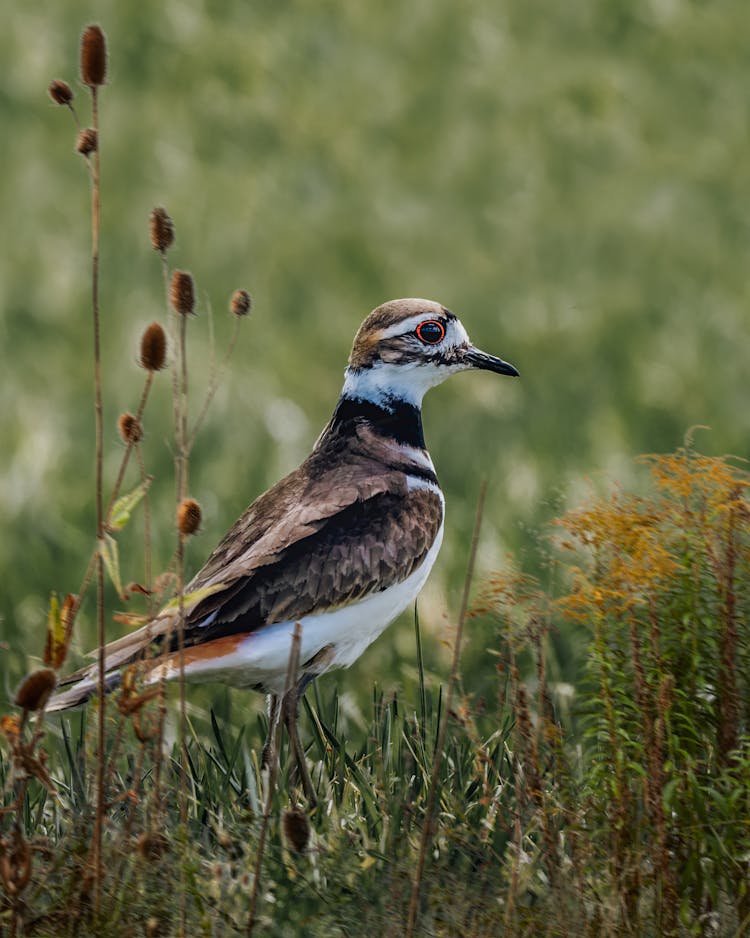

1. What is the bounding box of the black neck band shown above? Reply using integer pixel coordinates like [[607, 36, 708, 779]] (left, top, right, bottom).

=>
[[329, 395, 426, 449]]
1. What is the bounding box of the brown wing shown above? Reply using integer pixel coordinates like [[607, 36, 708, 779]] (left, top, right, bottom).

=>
[[184, 428, 404, 595], [181, 486, 443, 648], [75, 429, 430, 672]]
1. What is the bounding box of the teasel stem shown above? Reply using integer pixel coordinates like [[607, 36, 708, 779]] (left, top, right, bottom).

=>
[[135, 443, 153, 603], [64, 367, 156, 646], [406, 480, 487, 938], [104, 372, 154, 521], [177, 309, 189, 938], [188, 315, 241, 450], [84, 77, 106, 916], [165, 263, 192, 935], [179, 311, 189, 497], [177, 528, 188, 938]]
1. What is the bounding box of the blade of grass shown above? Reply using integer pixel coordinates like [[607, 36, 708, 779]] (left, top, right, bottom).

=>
[[414, 605, 427, 747]]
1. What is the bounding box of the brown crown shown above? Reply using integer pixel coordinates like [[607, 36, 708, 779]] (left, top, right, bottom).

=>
[[348, 298, 450, 369]]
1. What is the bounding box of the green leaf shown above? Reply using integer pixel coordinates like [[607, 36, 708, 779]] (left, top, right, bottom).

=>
[[44, 592, 76, 669], [99, 533, 125, 601], [662, 777, 682, 810], [44, 592, 62, 668], [160, 582, 225, 613], [109, 476, 153, 531]]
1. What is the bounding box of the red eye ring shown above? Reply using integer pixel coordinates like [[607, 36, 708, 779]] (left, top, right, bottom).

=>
[[415, 320, 446, 345]]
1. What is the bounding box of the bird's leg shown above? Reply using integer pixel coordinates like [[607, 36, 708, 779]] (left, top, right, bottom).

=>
[[283, 678, 316, 805], [260, 693, 281, 772]]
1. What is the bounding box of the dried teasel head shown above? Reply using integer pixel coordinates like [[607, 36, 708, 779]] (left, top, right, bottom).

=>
[[118, 412, 143, 444], [149, 207, 175, 253], [140, 322, 167, 371], [282, 807, 311, 853], [170, 270, 196, 317], [177, 498, 202, 537], [48, 79, 74, 106], [14, 668, 57, 712], [80, 25, 108, 87], [76, 128, 98, 156], [230, 289, 252, 318], [137, 832, 169, 862], [0, 830, 32, 896]]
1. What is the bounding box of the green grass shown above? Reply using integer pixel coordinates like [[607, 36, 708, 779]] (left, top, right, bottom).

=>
[[4, 441, 750, 935]]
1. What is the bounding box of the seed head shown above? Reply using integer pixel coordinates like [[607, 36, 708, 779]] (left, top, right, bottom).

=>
[[14, 668, 57, 712], [170, 270, 195, 317], [0, 830, 32, 896], [80, 25, 108, 87], [76, 128, 98, 156], [48, 79, 74, 106], [118, 412, 143, 444], [140, 322, 167, 371], [149, 207, 175, 253], [137, 832, 169, 861], [177, 498, 202, 536], [230, 289, 252, 318], [282, 807, 311, 853]]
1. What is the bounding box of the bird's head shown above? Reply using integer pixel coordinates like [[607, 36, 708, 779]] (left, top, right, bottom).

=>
[[342, 298, 519, 407]]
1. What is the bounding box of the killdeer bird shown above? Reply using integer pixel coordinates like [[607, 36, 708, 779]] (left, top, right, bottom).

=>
[[48, 298, 518, 793]]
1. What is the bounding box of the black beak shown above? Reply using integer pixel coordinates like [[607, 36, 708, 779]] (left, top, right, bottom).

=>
[[465, 346, 519, 377]]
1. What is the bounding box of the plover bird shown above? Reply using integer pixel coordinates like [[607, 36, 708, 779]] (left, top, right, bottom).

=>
[[48, 298, 517, 788]]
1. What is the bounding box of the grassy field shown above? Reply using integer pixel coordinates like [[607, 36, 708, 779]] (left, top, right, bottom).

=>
[[1, 5, 750, 934], [3, 443, 749, 935]]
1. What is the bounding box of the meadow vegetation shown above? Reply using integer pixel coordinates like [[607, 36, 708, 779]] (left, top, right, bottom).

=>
[[2, 8, 749, 936]]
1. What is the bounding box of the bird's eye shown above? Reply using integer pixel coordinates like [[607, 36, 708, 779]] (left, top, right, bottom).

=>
[[415, 320, 446, 345]]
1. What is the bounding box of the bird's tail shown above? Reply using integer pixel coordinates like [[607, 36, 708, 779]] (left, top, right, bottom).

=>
[[45, 669, 124, 712], [45, 613, 176, 713]]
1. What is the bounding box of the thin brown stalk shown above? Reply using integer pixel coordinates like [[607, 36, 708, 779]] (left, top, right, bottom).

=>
[[86, 80, 106, 915], [179, 317, 189, 936], [179, 312, 189, 497], [103, 372, 154, 521], [134, 443, 153, 602], [406, 480, 487, 938], [154, 253, 174, 823], [175, 507, 188, 937], [188, 316, 241, 450], [61, 371, 156, 650], [248, 622, 303, 936], [172, 274, 190, 936]]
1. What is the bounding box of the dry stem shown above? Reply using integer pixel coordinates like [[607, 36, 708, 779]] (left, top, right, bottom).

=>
[[87, 81, 106, 916]]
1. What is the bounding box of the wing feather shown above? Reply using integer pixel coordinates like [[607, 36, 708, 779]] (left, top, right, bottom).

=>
[[54, 420, 442, 696]]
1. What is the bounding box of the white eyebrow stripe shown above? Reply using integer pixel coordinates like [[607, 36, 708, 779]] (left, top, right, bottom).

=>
[[378, 314, 470, 349], [378, 313, 446, 339]]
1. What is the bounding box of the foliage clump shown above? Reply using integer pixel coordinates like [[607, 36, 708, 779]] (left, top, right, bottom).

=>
[[552, 441, 750, 935]]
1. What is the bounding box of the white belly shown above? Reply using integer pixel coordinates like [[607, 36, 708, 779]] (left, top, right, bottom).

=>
[[172, 518, 445, 693]]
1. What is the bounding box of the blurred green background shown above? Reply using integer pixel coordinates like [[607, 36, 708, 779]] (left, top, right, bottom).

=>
[[1, 1, 748, 716]]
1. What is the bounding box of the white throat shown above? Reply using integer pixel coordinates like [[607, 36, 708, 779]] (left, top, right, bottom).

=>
[[342, 360, 464, 409]]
